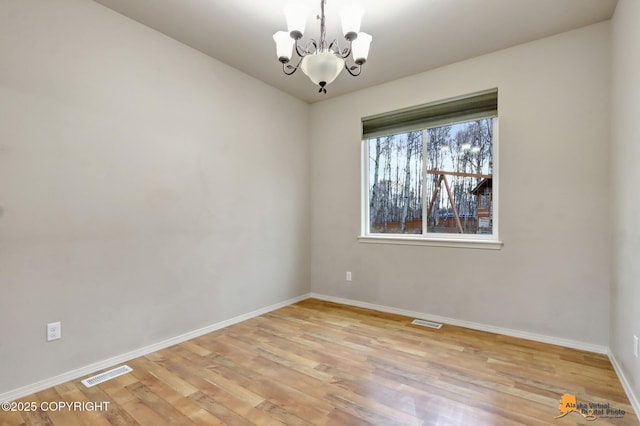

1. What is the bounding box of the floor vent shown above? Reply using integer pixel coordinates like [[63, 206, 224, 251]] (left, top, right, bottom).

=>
[[411, 319, 443, 329], [81, 365, 133, 388]]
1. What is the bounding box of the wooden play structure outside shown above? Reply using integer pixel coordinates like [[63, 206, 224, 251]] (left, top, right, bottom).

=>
[[426, 170, 492, 234], [471, 177, 493, 233]]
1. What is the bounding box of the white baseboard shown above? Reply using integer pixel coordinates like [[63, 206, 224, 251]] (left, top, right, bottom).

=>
[[310, 293, 609, 354], [608, 350, 640, 417], [0, 293, 311, 403]]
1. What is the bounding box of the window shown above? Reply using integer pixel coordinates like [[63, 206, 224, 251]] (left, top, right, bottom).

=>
[[360, 90, 501, 248]]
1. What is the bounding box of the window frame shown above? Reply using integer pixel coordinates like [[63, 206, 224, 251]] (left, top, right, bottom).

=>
[[359, 96, 502, 250]]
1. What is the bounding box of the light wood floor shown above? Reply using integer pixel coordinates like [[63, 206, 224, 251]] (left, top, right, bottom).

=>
[[2, 299, 638, 425]]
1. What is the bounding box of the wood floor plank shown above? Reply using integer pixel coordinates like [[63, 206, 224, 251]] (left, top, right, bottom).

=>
[[32, 388, 84, 426], [1, 299, 638, 425]]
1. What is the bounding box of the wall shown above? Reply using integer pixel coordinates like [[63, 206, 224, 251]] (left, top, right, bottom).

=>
[[310, 23, 611, 346], [0, 0, 310, 394], [610, 0, 640, 407]]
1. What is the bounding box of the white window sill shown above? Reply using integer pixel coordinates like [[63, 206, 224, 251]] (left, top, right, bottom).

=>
[[358, 235, 503, 250]]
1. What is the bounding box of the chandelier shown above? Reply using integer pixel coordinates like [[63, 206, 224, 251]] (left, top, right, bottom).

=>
[[273, 1, 372, 93]]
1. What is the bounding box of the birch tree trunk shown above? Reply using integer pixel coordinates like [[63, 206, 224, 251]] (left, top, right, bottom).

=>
[[369, 138, 382, 230], [400, 132, 416, 233]]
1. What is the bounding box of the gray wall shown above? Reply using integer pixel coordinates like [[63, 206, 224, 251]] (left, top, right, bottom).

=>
[[611, 0, 640, 406], [310, 22, 611, 346], [0, 0, 310, 393]]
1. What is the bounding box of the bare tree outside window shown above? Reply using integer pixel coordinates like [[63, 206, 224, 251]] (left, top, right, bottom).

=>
[[368, 131, 423, 233], [366, 118, 494, 236]]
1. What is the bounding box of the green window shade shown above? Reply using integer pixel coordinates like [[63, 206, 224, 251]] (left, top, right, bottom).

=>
[[362, 89, 498, 139]]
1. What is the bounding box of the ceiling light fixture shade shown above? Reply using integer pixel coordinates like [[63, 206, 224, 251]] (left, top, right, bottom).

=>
[[273, 0, 372, 94], [352, 32, 372, 64], [340, 4, 363, 40], [273, 31, 294, 62], [284, 3, 307, 39], [300, 52, 345, 90]]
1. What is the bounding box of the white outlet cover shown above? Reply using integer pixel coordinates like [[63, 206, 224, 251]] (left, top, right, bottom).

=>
[[634, 335, 639, 358], [47, 322, 61, 341]]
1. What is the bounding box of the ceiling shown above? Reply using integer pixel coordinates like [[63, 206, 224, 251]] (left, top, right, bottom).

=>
[[93, 0, 617, 103]]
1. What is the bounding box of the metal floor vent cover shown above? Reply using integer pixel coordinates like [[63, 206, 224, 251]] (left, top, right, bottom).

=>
[[82, 365, 133, 387], [412, 319, 443, 329]]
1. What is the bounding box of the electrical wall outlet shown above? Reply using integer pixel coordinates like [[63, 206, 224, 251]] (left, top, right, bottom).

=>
[[634, 335, 638, 358], [47, 322, 61, 341], [346, 271, 352, 281]]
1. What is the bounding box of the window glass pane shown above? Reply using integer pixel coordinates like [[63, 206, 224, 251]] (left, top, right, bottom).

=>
[[425, 118, 494, 234], [368, 131, 423, 234]]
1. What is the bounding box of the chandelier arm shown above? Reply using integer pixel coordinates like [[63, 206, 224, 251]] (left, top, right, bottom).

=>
[[336, 40, 352, 59], [295, 39, 318, 58], [295, 38, 311, 58], [327, 40, 336, 54], [344, 62, 362, 77], [307, 39, 318, 55], [327, 39, 344, 56], [282, 56, 304, 75]]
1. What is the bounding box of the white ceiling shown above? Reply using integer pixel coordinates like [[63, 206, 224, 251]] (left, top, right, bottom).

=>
[[93, 0, 617, 103]]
